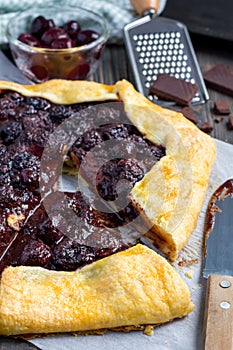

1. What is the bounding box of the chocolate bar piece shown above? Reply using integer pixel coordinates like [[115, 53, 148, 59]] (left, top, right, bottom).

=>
[[214, 116, 223, 123], [180, 107, 198, 124], [227, 116, 233, 130], [204, 64, 233, 97], [214, 100, 231, 114], [199, 122, 213, 134], [149, 74, 199, 106]]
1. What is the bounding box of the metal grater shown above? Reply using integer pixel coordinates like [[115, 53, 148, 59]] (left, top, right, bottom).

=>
[[124, 1, 209, 106]]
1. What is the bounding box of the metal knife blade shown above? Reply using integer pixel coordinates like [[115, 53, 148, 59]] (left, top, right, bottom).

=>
[[0, 50, 32, 84], [204, 195, 233, 278], [203, 179, 233, 350]]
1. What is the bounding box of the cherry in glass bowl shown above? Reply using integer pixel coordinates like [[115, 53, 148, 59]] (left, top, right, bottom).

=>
[[6, 5, 109, 83]]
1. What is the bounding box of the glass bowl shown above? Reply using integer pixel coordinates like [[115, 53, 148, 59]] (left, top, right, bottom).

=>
[[6, 5, 109, 83]]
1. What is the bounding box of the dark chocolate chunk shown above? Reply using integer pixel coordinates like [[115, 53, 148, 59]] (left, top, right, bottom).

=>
[[203, 64, 233, 97], [214, 100, 231, 115], [149, 74, 199, 106], [199, 122, 213, 133], [214, 116, 223, 123], [180, 107, 198, 124], [227, 116, 233, 130]]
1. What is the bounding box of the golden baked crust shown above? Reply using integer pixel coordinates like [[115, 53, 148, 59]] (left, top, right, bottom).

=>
[[0, 79, 118, 104], [0, 244, 194, 336], [114, 80, 216, 260], [0, 79, 216, 261]]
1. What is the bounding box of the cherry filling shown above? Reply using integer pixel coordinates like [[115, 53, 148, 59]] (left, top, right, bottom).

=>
[[0, 92, 166, 275], [96, 158, 144, 201]]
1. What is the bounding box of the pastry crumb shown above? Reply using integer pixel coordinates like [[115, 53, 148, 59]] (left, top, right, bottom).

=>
[[185, 270, 193, 279], [143, 325, 154, 336], [7, 214, 25, 230]]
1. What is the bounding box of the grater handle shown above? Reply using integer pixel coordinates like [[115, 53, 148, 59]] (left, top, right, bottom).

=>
[[130, 0, 160, 16]]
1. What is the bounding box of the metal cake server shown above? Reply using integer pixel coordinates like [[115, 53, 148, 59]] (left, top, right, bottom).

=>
[[0, 50, 32, 84]]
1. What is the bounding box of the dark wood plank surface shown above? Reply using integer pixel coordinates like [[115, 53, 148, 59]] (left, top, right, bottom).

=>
[[192, 34, 233, 144], [0, 31, 233, 350], [163, 0, 233, 42]]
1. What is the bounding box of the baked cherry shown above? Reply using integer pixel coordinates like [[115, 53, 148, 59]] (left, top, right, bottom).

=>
[[20, 240, 51, 267], [51, 37, 76, 49], [52, 238, 95, 270], [41, 27, 68, 46], [10, 152, 40, 191], [76, 30, 99, 45], [18, 33, 41, 47], [95, 247, 119, 259], [0, 120, 21, 145], [31, 15, 55, 38], [101, 124, 129, 140], [118, 159, 144, 183], [82, 129, 102, 150], [38, 216, 65, 245], [25, 97, 51, 111], [63, 20, 81, 40], [20, 168, 40, 191]]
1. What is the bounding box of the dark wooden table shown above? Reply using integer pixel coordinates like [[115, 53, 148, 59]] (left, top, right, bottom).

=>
[[0, 31, 233, 350]]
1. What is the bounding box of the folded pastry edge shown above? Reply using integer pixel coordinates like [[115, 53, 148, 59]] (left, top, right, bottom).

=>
[[114, 79, 216, 261], [0, 244, 194, 336]]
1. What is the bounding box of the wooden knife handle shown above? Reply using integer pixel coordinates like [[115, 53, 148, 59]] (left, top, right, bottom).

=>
[[204, 274, 233, 349], [130, 0, 160, 16]]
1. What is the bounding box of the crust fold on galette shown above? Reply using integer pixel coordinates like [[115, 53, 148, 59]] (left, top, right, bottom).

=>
[[0, 79, 118, 104], [0, 244, 194, 336], [114, 80, 216, 260]]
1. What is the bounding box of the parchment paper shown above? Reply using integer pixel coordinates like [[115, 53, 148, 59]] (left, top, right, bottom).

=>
[[30, 139, 233, 350]]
